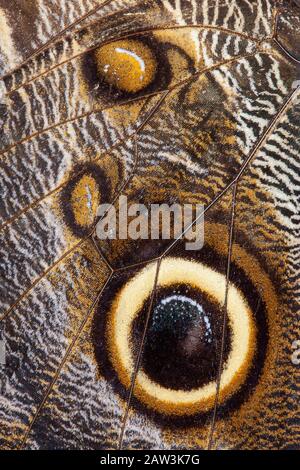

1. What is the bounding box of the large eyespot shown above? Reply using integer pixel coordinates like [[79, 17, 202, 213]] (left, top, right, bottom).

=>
[[94, 227, 275, 422], [105, 258, 255, 416]]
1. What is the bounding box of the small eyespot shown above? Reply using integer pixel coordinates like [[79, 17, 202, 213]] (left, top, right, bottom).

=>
[[60, 164, 111, 237]]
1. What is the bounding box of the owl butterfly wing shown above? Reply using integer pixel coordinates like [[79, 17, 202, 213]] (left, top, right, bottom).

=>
[[0, 0, 299, 450]]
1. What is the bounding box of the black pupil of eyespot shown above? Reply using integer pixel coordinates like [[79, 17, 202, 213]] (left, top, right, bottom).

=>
[[136, 286, 231, 391]]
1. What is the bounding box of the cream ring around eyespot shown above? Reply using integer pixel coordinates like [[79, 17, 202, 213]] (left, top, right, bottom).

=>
[[108, 257, 256, 415]]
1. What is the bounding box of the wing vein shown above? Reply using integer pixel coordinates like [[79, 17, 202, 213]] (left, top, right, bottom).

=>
[[207, 181, 237, 450], [18, 273, 113, 449], [0, 236, 88, 321], [118, 258, 162, 450], [0, 51, 259, 159]]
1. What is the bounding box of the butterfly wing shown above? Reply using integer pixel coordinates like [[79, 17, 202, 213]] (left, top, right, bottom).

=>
[[0, 0, 299, 450]]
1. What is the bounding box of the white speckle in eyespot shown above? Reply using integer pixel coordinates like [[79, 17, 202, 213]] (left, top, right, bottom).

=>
[[152, 294, 212, 343]]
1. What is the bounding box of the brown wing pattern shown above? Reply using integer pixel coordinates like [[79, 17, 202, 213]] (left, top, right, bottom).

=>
[[0, 0, 299, 450]]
